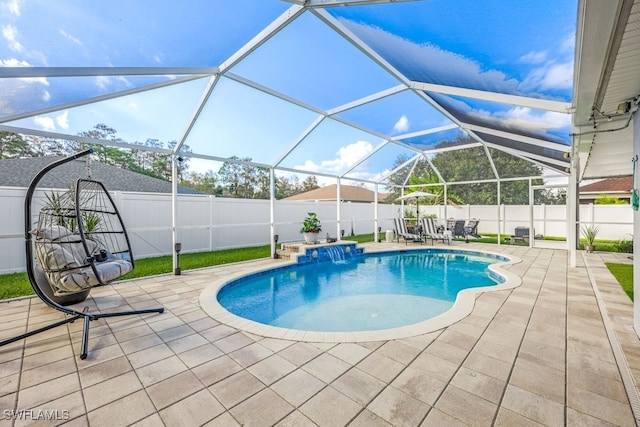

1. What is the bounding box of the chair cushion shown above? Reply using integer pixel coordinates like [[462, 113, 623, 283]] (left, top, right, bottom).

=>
[[32, 228, 132, 296]]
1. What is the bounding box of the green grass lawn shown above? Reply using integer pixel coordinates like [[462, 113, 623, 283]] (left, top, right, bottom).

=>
[[0, 234, 378, 300], [606, 262, 633, 301], [122, 245, 272, 279], [0, 272, 33, 300], [0, 245, 273, 300]]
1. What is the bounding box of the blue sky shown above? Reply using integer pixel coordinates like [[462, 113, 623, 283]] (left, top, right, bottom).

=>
[[0, 0, 576, 185]]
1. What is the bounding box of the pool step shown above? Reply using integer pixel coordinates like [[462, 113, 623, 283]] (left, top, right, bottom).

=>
[[275, 243, 301, 260], [274, 250, 291, 260], [280, 243, 303, 253]]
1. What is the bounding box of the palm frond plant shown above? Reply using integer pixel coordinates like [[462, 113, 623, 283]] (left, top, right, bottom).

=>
[[43, 188, 101, 234], [44, 191, 71, 228], [82, 212, 101, 233], [581, 224, 600, 253]]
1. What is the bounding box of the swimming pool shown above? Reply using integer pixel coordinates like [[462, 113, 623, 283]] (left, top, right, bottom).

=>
[[201, 247, 522, 342]]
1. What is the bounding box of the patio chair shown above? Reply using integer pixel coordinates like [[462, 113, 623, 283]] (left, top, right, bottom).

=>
[[509, 226, 530, 244], [393, 218, 422, 245], [446, 218, 456, 231], [0, 150, 164, 359], [464, 218, 480, 238], [421, 217, 451, 245], [452, 220, 466, 239]]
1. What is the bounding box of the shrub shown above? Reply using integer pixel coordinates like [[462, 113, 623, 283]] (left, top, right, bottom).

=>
[[614, 239, 633, 253]]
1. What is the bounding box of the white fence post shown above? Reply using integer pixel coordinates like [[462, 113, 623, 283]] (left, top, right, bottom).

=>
[[209, 195, 215, 252]]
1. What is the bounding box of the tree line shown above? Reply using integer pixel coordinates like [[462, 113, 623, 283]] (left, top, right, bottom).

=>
[[0, 125, 320, 199], [385, 135, 567, 206], [1, 126, 565, 204]]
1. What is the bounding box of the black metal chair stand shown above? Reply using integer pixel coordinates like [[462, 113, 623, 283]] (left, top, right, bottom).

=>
[[0, 150, 164, 359]]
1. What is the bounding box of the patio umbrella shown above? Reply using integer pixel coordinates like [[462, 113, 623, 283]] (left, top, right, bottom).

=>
[[396, 191, 437, 222]]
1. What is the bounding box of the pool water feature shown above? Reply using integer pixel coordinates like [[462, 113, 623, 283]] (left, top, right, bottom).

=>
[[323, 245, 346, 262], [294, 242, 363, 264], [216, 249, 513, 334]]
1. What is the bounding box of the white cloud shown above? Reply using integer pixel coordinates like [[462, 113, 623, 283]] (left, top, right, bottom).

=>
[[55, 110, 69, 129], [342, 19, 520, 95], [519, 50, 547, 64], [95, 76, 109, 91], [31, 111, 69, 131], [440, 95, 570, 135], [497, 106, 570, 130], [94, 75, 133, 91], [540, 62, 574, 89], [0, 58, 49, 114], [59, 29, 82, 45], [344, 167, 393, 187], [467, 104, 571, 133], [520, 61, 573, 92], [0, 58, 50, 86], [393, 115, 409, 134], [1, 0, 21, 16], [295, 140, 374, 176], [34, 116, 55, 131], [519, 32, 575, 93], [342, 19, 575, 99], [0, 57, 26, 67], [560, 33, 575, 53], [2, 24, 23, 52]]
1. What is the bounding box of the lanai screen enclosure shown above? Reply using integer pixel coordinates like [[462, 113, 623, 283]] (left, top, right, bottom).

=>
[[1, 1, 640, 328], [0, 1, 577, 188]]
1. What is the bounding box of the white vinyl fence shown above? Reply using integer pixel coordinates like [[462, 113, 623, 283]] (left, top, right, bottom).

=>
[[0, 186, 634, 274], [421, 203, 633, 241], [0, 187, 399, 274]]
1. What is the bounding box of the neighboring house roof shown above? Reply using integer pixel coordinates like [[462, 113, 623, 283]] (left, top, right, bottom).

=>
[[580, 176, 632, 195], [284, 184, 391, 203], [0, 157, 203, 194]]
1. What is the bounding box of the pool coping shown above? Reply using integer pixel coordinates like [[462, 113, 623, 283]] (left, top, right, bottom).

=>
[[199, 246, 523, 343]]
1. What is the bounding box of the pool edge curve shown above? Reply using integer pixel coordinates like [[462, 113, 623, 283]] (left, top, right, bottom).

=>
[[199, 246, 523, 343]]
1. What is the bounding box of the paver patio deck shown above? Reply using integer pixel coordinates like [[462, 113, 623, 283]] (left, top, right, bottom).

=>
[[0, 242, 638, 426]]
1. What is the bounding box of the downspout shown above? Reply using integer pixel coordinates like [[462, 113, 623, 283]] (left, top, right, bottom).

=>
[[568, 146, 579, 268], [632, 111, 639, 336]]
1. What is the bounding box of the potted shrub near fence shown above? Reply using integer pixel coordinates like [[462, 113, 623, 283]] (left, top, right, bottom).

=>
[[300, 212, 322, 244], [581, 224, 600, 253]]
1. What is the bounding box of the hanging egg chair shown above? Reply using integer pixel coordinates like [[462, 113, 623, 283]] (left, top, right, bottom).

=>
[[0, 149, 164, 359], [33, 179, 134, 297]]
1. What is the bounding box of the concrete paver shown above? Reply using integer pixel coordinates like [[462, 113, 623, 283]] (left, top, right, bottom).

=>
[[0, 242, 638, 426]]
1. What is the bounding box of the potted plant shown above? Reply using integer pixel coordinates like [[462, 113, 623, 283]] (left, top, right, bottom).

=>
[[581, 224, 600, 253], [300, 212, 322, 244]]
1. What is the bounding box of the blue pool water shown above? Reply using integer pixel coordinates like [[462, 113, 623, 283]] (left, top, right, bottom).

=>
[[217, 250, 505, 332]]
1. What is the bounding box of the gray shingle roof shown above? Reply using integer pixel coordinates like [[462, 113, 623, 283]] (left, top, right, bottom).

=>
[[0, 157, 203, 194]]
